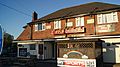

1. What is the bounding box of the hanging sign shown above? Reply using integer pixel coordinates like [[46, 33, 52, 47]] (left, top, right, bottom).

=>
[[0, 25, 3, 55]]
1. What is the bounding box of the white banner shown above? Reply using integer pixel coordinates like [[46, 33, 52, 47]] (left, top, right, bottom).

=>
[[57, 58, 96, 67]]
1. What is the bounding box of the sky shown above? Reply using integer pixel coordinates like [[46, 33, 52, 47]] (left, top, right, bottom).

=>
[[0, 0, 120, 39]]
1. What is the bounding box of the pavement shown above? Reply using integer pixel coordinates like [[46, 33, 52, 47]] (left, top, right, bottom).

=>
[[0, 57, 57, 67], [0, 57, 120, 67]]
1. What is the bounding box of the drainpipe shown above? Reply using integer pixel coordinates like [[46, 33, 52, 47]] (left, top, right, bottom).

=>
[[89, 7, 98, 35], [93, 14, 96, 35]]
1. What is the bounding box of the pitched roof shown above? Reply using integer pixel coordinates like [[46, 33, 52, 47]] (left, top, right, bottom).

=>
[[37, 2, 120, 21]]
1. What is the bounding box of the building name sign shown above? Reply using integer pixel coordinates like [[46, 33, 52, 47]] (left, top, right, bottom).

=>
[[96, 24, 115, 33], [52, 27, 85, 35], [65, 26, 85, 34], [52, 29, 64, 35], [57, 58, 96, 67]]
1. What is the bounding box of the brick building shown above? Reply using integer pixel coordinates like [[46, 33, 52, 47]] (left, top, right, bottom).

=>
[[14, 2, 120, 66]]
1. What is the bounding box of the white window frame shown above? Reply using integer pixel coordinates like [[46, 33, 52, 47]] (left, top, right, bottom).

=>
[[34, 23, 46, 31], [42, 23, 46, 30], [54, 20, 61, 29], [97, 12, 118, 24], [112, 12, 118, 22], [75, 17, 84, 27], [97, 14, 102, 24]]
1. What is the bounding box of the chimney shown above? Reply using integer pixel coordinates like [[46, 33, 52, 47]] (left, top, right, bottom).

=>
[[32, 11, 38, 22]]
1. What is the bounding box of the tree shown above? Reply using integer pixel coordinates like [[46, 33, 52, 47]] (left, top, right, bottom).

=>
[[1, 32, 15, 56]]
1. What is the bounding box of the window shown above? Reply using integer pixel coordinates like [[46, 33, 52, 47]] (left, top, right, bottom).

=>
[[75, 17, 84, 27], [34, 23, 46, 31], [97, 12, 118, 24], [30, 45, 36, 50], [19, 48, 27, 57], [38, 23, 42, 30], [42, 23, 46, 30], [112, 12, 118, 22], [54, 20, 61, 29], [97, 14, 102, 24]]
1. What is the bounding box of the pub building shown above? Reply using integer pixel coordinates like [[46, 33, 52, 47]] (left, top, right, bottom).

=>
[[14, 2, 120, 67]]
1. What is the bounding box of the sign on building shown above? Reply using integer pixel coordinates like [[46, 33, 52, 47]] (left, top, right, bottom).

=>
[[96, 24, 115, 33]]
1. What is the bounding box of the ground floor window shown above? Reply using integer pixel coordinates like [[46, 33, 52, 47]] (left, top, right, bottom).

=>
[[19, 48, 27, 57]]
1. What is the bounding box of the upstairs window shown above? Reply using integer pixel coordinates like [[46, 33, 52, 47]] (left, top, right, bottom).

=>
[[112, 12, 118, 22], [75, 17, 84, 27], [34, 23, 46, 31], [54, 20, 61, 29], [97, 12, 118, 24], [38, 23, 42, 30]]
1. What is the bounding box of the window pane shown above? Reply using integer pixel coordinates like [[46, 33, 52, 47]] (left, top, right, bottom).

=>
[[30, 44, 36, 50], [112, 12, 118, 22], [42, 23, 46, 30], [38, 23, 42, 30], [81, 17, 84, 26], [97, 14, 102, 24], [106, 13, 112, 23], [54, 20, 61, 29], [76, 17, 80, 27], [76, 17, 84, 27]]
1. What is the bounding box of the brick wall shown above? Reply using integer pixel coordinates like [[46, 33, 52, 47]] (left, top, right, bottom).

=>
[[17, 11, 120, 40]]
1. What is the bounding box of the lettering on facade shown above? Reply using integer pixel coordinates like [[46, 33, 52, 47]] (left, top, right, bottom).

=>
[[96, 24, 115, 33], [65, 27, 85, 33], [52, 29, 64, 35], [52, 27, 85, 38]]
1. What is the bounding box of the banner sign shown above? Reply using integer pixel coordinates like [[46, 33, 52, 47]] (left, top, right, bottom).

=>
[[57, 58, 96, 67], [0, 25, 3, 55]]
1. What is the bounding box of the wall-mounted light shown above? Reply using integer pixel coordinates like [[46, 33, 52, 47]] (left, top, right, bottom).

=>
[[18, 44, 24, 47]]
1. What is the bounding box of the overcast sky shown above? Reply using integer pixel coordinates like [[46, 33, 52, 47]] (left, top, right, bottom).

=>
[[0, 0, 120, 39]]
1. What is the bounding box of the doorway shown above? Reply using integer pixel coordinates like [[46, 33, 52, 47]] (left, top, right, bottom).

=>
[[38, 44, 43, 59]]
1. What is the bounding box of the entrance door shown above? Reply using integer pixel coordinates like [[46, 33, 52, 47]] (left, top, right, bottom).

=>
[[38, 44, 43, 59]]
